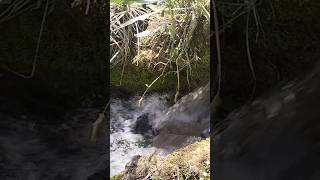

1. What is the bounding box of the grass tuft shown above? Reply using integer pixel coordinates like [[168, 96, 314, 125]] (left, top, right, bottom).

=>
[[110, 0, 210, 103]]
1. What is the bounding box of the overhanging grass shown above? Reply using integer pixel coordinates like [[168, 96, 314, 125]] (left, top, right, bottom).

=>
[[110, 0, 210, 102]]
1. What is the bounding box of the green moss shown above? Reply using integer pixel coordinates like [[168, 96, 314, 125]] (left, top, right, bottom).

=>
[[184, 50, 210, 90], [110, 49, 209, 95], [110, 63, 177, 94], [111, 0, 142, 4], [111, 172, 124, 180]]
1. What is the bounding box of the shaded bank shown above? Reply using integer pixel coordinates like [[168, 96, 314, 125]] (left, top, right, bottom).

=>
[[212, 0, 320, 119], [0, 78, 108, 179], [0, 2, 108, 179], [0, 1, 107, 105]]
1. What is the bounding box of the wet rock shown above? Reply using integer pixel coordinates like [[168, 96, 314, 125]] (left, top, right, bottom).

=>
[[152, 83, 210, 151], [214, 62, 320, 180], [132, 114, 152, 135]]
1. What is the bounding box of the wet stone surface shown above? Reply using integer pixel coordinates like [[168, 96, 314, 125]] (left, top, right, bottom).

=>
[[214, 62, 320, 180]]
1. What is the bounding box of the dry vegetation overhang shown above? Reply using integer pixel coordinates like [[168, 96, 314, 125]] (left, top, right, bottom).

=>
[[110, 0, 210, 90], [109, 0, 211, 100]]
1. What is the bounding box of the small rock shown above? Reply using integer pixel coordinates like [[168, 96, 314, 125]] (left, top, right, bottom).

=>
[[132, 114, 152, 135]]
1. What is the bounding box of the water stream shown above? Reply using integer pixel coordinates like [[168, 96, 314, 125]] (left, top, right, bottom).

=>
[[110, 94, 170, 176], [110, 83, 210, 176]]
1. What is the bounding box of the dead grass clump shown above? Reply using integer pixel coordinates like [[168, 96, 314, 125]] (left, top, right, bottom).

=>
[[134, 0, 210, 72], [110, 0, 210, 104], [125, 138, 210, 179], [213, 0, 263, 99], [110, 2, 151, 66]]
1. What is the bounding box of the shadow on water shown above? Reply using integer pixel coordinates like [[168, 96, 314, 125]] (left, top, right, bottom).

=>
[[0, 73, 108, 180]]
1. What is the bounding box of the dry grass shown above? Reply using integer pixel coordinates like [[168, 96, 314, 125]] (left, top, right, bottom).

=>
[[133, 0, 210, 71], [213, 0, 263, 98], [110, 0, 210, 104], [125, 138, 210, 179], [110, 0, 210, 68], [110, 3, 151, 66], [109, 0, 264, 101]]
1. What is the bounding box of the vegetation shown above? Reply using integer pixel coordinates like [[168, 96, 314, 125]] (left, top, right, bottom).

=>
[[211, 0, 320, 121], [110, 0, 320, 103], [2, 0, 319, 178], [110, 0, 210, 102], [110, 0, 320, 179], [112, 138, 210, 180], [0, 0, 106, 105], [111, 172, 125, 180]]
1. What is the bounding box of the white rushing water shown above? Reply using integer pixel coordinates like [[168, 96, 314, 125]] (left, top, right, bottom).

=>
[[110, 94, 170, 176]]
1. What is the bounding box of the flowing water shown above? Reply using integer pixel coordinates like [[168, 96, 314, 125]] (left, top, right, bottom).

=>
[[110, 84, 210, 176], [0, 107, 108, 179], [110, 94, 170, 176]]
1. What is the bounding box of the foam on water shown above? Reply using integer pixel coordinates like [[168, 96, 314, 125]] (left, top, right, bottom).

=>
[[110, 94, 169, 176]]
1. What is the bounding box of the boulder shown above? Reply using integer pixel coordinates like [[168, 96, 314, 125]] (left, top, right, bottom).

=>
[[152, 83, 210, 151]]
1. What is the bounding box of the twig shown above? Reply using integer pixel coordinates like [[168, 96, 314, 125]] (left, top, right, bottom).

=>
[[138, 74, 163, 106], [142, 172, 152, 180], [119, 60, 126, 86], [245, 10, 256, 100], [6, 0, 49, 79], [85, 0, 90, 15], [212, 0, 222, 96], [90, 100, 110, 142], [174, 57, 180, 103], [251, 1, 261, 42], [176, 166, 180, 180]]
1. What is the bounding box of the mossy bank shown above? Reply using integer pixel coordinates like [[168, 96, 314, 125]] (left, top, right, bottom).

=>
[[110, 50, 210, 95]]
